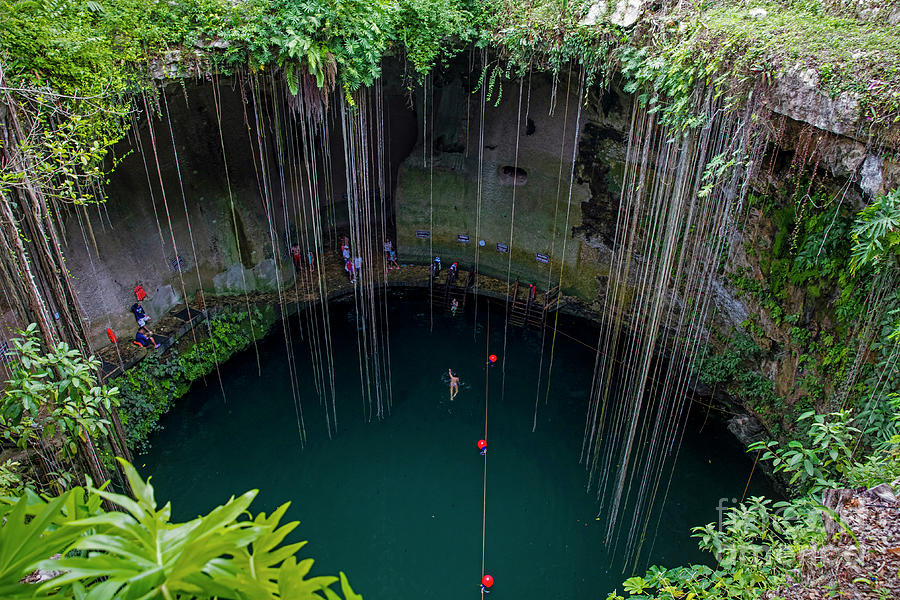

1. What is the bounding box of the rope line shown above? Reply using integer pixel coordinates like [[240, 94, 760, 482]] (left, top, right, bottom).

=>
[[499, 77, 525, 403], [480, 308, 490, 599], [547, 324, 737, 416], [741, 450, 761, 502], [533, 65, 573, 431], [161, 93, 227, 402]]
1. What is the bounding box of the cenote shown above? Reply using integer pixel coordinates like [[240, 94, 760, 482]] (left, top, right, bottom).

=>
[[141, 291, 775, 599], [5, 3, 900, 598]]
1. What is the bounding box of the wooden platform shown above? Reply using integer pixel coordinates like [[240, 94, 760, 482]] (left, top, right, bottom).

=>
[[506, 278, 561, 330], [95, 305, 207, 383]]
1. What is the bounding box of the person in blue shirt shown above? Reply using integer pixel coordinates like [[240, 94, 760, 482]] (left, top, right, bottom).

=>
[[130, 303, 151, 327], [135, 327, 159, 348], [430, 256, 442, 279]]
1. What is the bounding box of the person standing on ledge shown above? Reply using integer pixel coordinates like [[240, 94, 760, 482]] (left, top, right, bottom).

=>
[[449, 369, 460, 400], [290, 244, 303, 271], [388, 248, 400, 271]]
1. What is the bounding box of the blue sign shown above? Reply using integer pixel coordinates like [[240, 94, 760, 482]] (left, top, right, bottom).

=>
[[457, 234, 470, 243], [416, 230, 431, 239], [536, 253, 550, 264], [496, 243, 509, 253]]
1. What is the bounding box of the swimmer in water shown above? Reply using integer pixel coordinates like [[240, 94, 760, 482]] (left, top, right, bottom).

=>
[[449, 369, 459, 400]]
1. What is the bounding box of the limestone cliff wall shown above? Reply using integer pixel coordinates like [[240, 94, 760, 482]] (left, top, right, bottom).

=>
[[394, 72, 599, 297], [48, 57, 899, 379], [61, 78, 417, 348], [390, 59, 899, 438]]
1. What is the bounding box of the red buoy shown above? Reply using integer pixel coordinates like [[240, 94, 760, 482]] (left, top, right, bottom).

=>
[[488, 354, 497, 363], [482, 574, 494, 588], [477, 439, 487, 450]]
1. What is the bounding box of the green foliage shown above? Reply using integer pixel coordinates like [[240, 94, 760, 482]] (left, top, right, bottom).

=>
[[613, 405, 900, 600], [0, 0, 139, 96], [845, 401, 900, 487], [488, 0, 622, 86], [607, 498, 824, 600], [1, 324, 119, 461], [751, 410, 859, 496], [0, 484, 103, 600], [114, 308, 270, 452], [395, 0, 470, 75], [0, 0, 145, 206], [254, 0, 395, 97], [697, 332, 779, 421], [698, 333, 762, 388], [620, 1, 900, 133], [719, 185, 900, 443], [747, 190, 857, 307], [0, 459, 362, 599], [854, 295, 900, 444], [849, 188, 900, 274], [113, 355, 183, 452], [2, 1, 898, 207], [0, 460, 24, 496]]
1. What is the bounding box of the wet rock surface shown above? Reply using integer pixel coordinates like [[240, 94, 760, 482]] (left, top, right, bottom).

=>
[[727, 414, 766, 446]]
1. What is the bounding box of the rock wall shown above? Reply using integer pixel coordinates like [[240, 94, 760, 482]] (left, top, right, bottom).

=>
[[63, 81, 292, 348], [390, 59, 900, 439], [61, 77, 417, 348], [394, 71, 600, 298], [48, 58, 899, 378]]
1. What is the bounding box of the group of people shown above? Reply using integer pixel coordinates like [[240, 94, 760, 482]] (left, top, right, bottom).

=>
[[430, 256, 459, 282], [340, 237, 362, 283], [431, 257, 462, 316], [290, 244, 315, 273], [384, 238, 400, 271], [340, 237, 401, 283], [129, 302, 160, 349]]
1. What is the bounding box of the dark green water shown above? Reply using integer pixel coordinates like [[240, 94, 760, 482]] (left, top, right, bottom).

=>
[[141, 291, 775, 598]]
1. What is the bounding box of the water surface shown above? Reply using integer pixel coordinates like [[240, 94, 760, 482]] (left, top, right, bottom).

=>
[[142, 291, 774, 598]]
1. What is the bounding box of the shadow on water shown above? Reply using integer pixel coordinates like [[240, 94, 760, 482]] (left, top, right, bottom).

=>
[[141, 289, 777, 598]]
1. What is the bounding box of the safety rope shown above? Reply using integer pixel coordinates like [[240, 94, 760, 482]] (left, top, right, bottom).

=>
[[741, 449, 761, 502], [480, 308, 490, 599]]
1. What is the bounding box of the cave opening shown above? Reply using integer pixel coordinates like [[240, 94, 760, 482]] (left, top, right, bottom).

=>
[[498, 165, 528, 185]]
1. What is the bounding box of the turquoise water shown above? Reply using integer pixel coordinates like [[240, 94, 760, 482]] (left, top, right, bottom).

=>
[[141, 291, 775, 598]]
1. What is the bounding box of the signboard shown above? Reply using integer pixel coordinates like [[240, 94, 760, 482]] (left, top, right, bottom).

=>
[[170, 254, 185, 272], [415, 230, 431, 239], [457, 234, 470, 243], [496, 243, 509, 253], [535, 253, 550, 264]]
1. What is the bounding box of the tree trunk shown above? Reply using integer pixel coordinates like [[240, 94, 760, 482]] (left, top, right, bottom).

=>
[[0, 195, 58, 349], [77, 436, 113, 510]]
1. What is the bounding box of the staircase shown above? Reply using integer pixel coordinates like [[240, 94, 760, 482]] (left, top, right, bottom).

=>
[[431, 267, 475, 315], [506, 282, 563, 330]]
